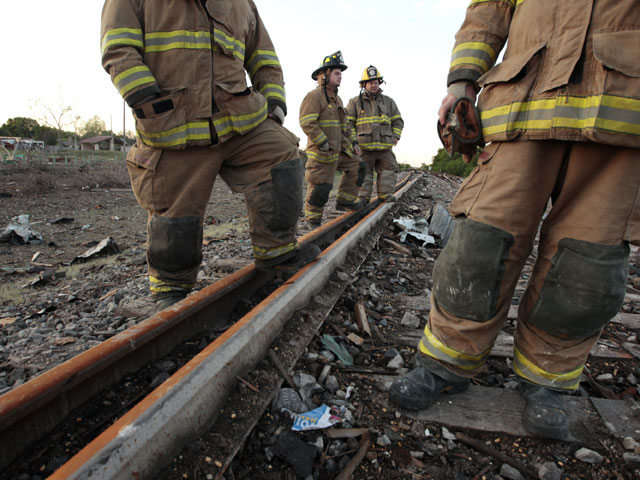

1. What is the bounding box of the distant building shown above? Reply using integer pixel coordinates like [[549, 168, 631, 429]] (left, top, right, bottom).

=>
[[78, 135, 129, 152]]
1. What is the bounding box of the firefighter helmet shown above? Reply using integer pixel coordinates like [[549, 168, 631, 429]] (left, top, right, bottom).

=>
[[360, 65, 384, 86], [311, 50, 348, 80]]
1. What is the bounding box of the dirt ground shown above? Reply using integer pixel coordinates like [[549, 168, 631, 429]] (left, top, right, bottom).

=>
[[1, 161, 640, 480]]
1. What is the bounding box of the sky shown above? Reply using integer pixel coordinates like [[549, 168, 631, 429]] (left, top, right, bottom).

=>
[[0, 0, 471, 167]]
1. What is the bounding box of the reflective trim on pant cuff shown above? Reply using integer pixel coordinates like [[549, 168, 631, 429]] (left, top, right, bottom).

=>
[[149, 276, 195, 293], [253, 242, 297, 260], [513, 346, 582, 391], [418, 323, 489, 371]]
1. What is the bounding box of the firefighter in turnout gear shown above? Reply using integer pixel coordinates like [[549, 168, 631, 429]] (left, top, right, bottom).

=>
[[390, 0, 640, 440], [346, 65, 404, 203], [101, 0, 318, 309], [299, 51, 366, 226]]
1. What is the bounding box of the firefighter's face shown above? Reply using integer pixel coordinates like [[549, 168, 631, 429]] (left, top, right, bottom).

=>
[[327, 69, 342, 89], [365, 79, 380, 94]]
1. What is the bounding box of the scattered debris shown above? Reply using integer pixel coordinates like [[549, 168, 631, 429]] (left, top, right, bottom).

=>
[[71, 237, 121, 263], [392, 216, 435, 246], [0, 215, 43, 245]]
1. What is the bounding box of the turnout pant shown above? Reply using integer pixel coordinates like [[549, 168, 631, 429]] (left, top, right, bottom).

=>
[[418, 140, 640, 391], [304, 151, 361, 224], [126, 119, 302, 295], [358, 149, 398, 202]]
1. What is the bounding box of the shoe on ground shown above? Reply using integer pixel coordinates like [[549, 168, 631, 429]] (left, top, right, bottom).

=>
[[389, 366, 470, 410], [254, 243, 321, 271], [335, 200, 364, 211], [519, 380, 569, 439], [152, 291, 188, 310], [379, 194, 396, 203]]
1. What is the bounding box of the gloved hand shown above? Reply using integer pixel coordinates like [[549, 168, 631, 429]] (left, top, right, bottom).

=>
[[354, 144, 362, 156], [437, 96, 484, 163], [268, 99, 287, 125], [318, 141, 331, 152], [438, 82, 477, 125]]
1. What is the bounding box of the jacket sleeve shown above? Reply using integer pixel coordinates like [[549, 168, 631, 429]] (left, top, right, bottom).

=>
[[345, 97, 358, 145], [299, 90, 328, 146], [244, 1, 287, 114], [389, 98, 404, 140], [101, 0, 162, 107], [447, 0, 515, 86]]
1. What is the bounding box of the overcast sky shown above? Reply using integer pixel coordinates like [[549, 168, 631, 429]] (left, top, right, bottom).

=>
[[0, 0, 471, 167]]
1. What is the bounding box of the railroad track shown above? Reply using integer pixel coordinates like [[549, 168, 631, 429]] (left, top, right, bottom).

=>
[[0, 173, 417, 479]]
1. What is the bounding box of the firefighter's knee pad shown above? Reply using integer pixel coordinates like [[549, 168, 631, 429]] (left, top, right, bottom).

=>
[[356, 160, 367, 187], [528, 239, 629, 339], [433, 217, 514, 322], [309, 183, 332, 207], [269, 158, 303, 230], [148, 215, 203, 273]]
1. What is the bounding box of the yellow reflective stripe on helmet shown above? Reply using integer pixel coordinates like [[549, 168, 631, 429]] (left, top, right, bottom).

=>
[[481, 94, 640, 137], [513, 347, 582, 391], [252, 242, 297, 260], [102, 27, 144, 54], [306, 150, 339, 164], [259, 83, 286, 103], [114, 65, 156, 96], [419, 323, 490, 371], [246, 49, 281, 77], [149, 276, 194, 293], [138, 121, 210, 148], [212, 28, 245, 61], [212, 103, 268, 137], [144, 30, 212, 52], [300, 113, 320, 126]]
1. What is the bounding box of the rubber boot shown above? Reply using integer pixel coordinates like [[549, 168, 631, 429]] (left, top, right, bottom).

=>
[[389, 366, 470, 410], [335, 199, 364, 211], [153, 291, 188, 310], [519, 380, 569, 439], [255, 243, 321, 271]]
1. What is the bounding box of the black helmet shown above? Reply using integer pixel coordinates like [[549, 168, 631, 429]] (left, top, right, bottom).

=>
[[311, 50, 348, 80]]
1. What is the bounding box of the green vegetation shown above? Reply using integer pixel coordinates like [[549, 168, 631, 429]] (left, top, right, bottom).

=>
[[420, 147, 480, 177]]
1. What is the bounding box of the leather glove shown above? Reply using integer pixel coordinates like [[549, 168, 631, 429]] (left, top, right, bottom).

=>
[[318, 141, 331, 152], [437, 97, 484, 164], [268, 99, 287, 125]]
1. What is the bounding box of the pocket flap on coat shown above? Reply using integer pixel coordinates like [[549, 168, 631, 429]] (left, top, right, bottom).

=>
[[477, 42, 546, 87], [593, 31, 640, 78]]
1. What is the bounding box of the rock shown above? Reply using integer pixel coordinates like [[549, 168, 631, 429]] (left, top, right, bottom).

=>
[[441, 427, 456, 442], [325, 375, 340, 394], [149, 371, 170, 389], [400, 312, 421, 328], [500, 463, 523, 480], [386, 354, 404, 369], [574, 447, 603, 464], [537, 461, 562, 480], [623, 453, 640, 465], [595, 373, 614, 384], [272, 388, 306, 414], [623, 436, 640, 452], [269, 431, 317, 478]]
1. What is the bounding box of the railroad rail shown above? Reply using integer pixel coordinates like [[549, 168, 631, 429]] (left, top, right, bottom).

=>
[[0, 173, 416, 478]]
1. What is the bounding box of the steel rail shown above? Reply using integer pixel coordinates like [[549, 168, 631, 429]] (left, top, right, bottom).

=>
[[51, 176, 418, 479], [0, 173, 413, 471]]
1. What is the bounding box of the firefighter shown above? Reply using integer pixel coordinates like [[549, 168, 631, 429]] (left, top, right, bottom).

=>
[[346, 65, 404, 204], [101, 0, 319, 309], [299, 51, 366, 226], [390, 0, 640, 440]]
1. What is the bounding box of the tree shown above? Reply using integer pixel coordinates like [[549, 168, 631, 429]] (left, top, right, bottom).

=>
[[429, 147, 480, 177], [0, 117, 39, 138], [79, 116, 108, 139], [31, 89, 75, 138]]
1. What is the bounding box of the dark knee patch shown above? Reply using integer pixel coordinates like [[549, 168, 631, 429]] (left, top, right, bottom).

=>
[[309, 183, 332, 207], [433, 217, 514, 321], [356, 160, 366, 187], [528, 239, 629, 339], [148, 215, 202, 273], [270, 158, 303, 230]]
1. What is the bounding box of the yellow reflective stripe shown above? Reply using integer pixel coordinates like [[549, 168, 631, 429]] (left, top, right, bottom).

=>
[[138, 121, 210, 148], [259, 83, 286, 103], [311, 132, 328, 144], [252, 242, 297, 260], [359, 142, 394, 150], [300, 113, 320, 126], [305, 210, 323, 220], [355, 116, 391, 126], [419, 323, 489, 371], [470, 0, 516, 6], [102, 27, 144, 54], [213, 103, 268, 137], [306, 150, 339, 164], [481, 94, 640, 137], [336, 191, 358, 202], [390, 114, 402, 120], [149, 276, 194, 293], [393, 128, 403, 136], [246, 49, 280, 77], [451, 55, 490, 72], [452, 41, 497, 61], [114, 65, 156, 96], [145, 30, 211, 52], [513, 347, 582, 391], [318, 119, 343, 127], [212, 28, 245, 61]]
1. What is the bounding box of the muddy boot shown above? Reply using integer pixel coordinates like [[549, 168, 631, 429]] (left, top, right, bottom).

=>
[[335, 200, 364, 211], [379, 194, 396, 203], [152, 291, 188, 310], [389, 366, 470, 410], [519, 381, 569, 439], [255, 243, 321, 271]]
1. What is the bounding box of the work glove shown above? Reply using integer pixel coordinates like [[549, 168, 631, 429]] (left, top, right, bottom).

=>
[[268, 99, 287, 125], [318, 141, 331, 152], [437, 97, 484, 164]]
